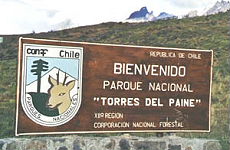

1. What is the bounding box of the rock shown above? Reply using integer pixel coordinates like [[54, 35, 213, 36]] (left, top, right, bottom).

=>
[[185, 146, 192, 150], [52, 138, 66, 143], [6, 141, 16, 150], [119, 139, 130, 150], [102, 138, 115, 149], [25, 140, 47, 150], [168, 144, 181, 150], [134, 141, 166, 150], [0, 141, 5, 150], [58, 146, 68, 150], [0, 136, 222, 150], [73, 139, 82, 150], [203, 141, 222, 150]]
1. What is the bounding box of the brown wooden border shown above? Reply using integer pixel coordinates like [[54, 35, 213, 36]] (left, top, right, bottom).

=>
[[16, 37, 213, 136]]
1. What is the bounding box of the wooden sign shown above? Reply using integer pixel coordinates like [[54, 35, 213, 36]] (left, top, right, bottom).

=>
[[16, 38, 213, 135]]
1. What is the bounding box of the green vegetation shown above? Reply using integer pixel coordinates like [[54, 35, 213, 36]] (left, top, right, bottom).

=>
[[0, 59, 17, 101], [0, 99, 15, 137], [0, 11, 229, 149]]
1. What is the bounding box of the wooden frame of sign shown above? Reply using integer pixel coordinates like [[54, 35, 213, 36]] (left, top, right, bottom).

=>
[[16, 37, 213, 136]]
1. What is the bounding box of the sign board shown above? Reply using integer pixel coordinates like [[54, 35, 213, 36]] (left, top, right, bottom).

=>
[[16, 38, 213, 135]]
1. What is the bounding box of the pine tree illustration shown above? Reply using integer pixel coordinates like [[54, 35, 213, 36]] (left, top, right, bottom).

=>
[[31, 59, 49, 93]]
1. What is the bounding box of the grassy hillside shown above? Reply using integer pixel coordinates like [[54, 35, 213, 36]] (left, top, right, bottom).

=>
[[0, 11, 229, 149]]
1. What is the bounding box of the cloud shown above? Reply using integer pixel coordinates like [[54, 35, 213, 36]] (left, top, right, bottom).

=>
[[45, 9, 59, 18], [166, 0, 199, 8], [0, 0, 228, 34], [0, 0, 23, 2], [51, 19, 74, 31], [0, 0, 51, 34], [165, 0, 217, 8]]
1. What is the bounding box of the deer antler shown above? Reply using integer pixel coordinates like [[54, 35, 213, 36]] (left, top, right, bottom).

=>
[[56, 70, 60, 85], [63, 72, 68, 85]]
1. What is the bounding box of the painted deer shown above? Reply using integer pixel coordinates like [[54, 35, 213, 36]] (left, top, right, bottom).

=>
[[47, 70, 75, 114]]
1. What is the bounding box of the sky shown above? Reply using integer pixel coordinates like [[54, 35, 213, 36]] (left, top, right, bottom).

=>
[[0, 0, 225, 35], [26, 57, 79, 84]]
